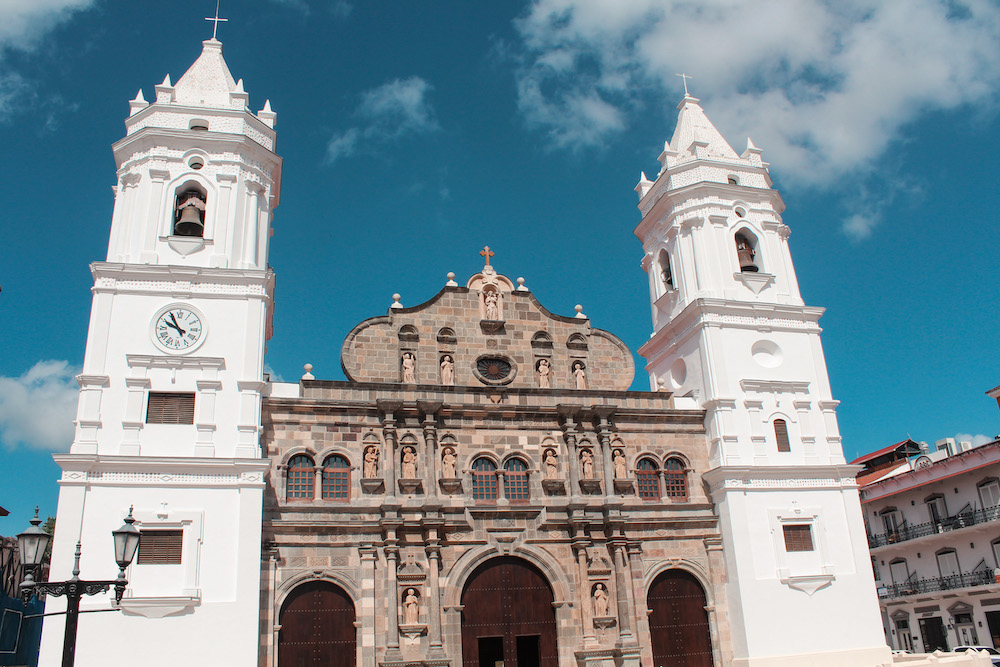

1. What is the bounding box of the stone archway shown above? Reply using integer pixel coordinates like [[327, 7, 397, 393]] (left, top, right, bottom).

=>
[[461, 556, 558, 667], [648, 569, 714, 667], [278, 580, 356, 666]]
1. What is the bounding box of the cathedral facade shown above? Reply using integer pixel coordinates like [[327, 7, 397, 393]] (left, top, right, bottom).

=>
[[40, 37, 892, 667]]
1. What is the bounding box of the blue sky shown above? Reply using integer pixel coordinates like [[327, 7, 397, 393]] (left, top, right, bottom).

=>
[[2, 0, 999, 532]]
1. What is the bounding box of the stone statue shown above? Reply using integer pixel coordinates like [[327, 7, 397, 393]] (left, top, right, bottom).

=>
[[484, 290, 500, 320], [543, 448, 558, 479], [593, 583, 609, 617], [403, 588, 419, 625], [613, 449, 626, 479], [580, 449, 594, 479], [401, 446, 417, 478], [537, 359, 551, 388], [573, 361, 587, 389], [401, 353, 416, 383], [363, 445, 379, 478], [440, 355, 454, 385], [441, 447, 457, 478]]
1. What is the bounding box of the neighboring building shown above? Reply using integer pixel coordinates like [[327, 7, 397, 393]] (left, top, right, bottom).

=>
[[40, 34, 893, 667], [857, 435, 1000, 654]]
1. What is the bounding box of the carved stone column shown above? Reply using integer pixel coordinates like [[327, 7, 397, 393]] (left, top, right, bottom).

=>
[[571, 530, 597, 646], [558, 406, 581, 500], [378, 401, 402, 502], [594, 409, 616, 501], [425, 532, 446, 659], [418, 402, 442, 502], [610, 539, 635, 644], [383, 536, 403, 662]]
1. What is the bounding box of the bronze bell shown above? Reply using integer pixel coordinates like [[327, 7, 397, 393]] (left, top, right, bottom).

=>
[[174, 205, 204, 236], [736, 236, 758, 272]]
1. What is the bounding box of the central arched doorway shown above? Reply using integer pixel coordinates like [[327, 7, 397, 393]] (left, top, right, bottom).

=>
[[461, 556, 558, 667], [648, 569, 713, 667], [278, 580, 356, 666]]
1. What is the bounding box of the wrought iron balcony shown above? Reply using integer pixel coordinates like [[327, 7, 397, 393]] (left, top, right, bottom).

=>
[[877, 569, 996, 600], [868, 507, 1000, 548]]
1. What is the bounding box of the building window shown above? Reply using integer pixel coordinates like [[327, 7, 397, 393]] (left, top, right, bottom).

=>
[[146, 392, 195, 424], [472, 458, 498, 502], [322, 455, 350, 501], [926, 495, 947, 524], [774, 419, 790, 452], [783, 524, 814, 552], [889, 559, 910, 586], [936, 550, 960, 580], [663, 457, 687, 500], [980, 480, 1000, 509], [991, 540, 1000, 568], [286, 455, 315, 501], [636, 458, 660, 500], [503, 458, 529, 502], [137, 529, 183, 564]]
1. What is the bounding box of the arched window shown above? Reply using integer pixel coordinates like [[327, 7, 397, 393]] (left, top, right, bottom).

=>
[[734, 232, 759, 273], [287, 455, 314, 501], [173, 184, 207, 237], [504, 458, 529, 502], [472, 458, 498, 502], [774, 419, 790, 452], [663, 458, 687, 500], [322, 454, 350, 501], [636, 458, 660, 500], [657, 249, 673, 291]]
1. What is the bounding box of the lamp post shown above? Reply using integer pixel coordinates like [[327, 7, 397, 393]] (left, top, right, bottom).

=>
[[18, 507, 141, 667]]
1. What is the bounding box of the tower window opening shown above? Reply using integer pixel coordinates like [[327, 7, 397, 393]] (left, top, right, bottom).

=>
[[774, 419, 790, 452], [188, 156, 204, 170], [173, 188, 206, 237], [728, 176, 739, 185], [657, 249, 673, 291], [189, 119, 209, 131], [735, 233, 758, 273]]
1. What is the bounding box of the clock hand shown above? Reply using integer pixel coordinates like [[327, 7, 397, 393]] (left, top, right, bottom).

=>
[[167, 313, 187, 336]]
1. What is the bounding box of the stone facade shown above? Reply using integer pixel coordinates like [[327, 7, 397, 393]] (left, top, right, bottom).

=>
[[259, 266, 731, 667]]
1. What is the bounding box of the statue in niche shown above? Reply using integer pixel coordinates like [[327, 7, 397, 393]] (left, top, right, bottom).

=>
[[440, 355, 455, 385], [573, 361, 587, 389], [543, 449, 558, 479], [363, 445, 379, 478], [537, 359, 551, 388], [441, 447, 457, 478], [401, 446, 417, 478], [484, 290, 500, 320], [593, 583, 610, 617], [401, 352, 416, 383], [613, 449, 626, 479], [403, 588, 419, 625], [580, 449, 594, 479]]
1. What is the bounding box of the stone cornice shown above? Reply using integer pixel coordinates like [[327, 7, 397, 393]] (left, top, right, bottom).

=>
[[702, 464, 864, 494], [91, 262, 274, 298], [54, 454, 269, 487]]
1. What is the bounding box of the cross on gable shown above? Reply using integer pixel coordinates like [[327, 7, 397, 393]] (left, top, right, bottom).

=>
[[206, 0, 229, 40], [479, 246, 495, 266], [676, 72, 693, 96]]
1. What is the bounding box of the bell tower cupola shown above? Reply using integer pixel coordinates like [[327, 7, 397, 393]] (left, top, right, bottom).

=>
[[107, 38, 281, 269]]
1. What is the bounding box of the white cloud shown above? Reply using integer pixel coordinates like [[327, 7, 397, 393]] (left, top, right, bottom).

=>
[[956, 433, 997, 448], [0, 0, 95, 121], [511, 0, 1000, 207], [325, 77, 438, 164], [330, 1, 353, 19], [0, 360, 78, 451]]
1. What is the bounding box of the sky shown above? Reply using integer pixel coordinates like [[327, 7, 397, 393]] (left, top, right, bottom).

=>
[[1, 0, 999, 533]]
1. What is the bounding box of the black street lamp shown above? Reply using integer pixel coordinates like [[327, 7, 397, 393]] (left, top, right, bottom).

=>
[[18, 507, 141, 667]]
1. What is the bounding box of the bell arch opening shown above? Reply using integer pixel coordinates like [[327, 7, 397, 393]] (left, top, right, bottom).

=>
[[460, 556, 558, 667]]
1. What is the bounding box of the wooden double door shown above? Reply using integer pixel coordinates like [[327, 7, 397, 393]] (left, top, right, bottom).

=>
[[278, 581, 356, 666], [461, 557, 559, 667], [648, 570, 714, 667]]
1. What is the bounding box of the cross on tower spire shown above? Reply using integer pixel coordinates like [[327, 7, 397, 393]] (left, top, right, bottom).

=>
[[479, 246, 495, 266], [206, 0, 228, 40], [676, 73, 693, 96]]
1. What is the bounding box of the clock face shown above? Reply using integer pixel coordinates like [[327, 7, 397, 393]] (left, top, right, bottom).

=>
[[152, 306, 204, 352]]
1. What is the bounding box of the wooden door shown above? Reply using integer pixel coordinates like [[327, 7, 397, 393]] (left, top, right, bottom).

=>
[[648, 569, 713, 667], [461, 557, 558, 667], [278, 581, 356, 667]]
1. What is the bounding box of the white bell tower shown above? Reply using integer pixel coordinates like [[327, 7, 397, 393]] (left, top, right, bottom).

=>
[[41, 38, 276, 666], [636, 95, 890, 666]]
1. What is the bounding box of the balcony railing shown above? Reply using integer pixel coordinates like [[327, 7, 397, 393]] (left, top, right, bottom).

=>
[[868, 506, 1000, 548], [878, 569, 995, 600]]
